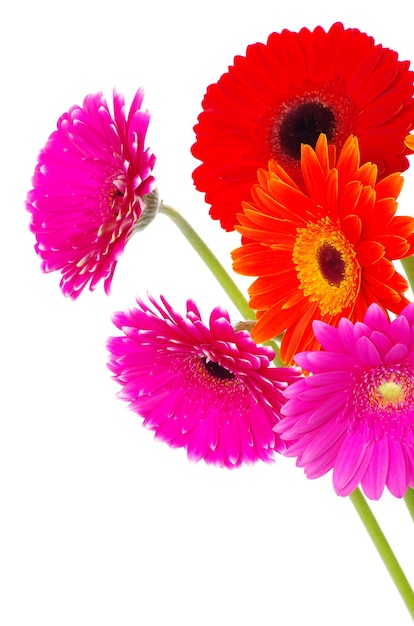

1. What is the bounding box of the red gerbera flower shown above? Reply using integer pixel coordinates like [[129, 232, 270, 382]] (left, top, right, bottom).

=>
[[192, 22, 414, 231], [232, 134, 414, 365]]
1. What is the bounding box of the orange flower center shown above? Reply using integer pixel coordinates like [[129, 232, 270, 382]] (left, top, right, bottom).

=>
[[292, 217, 359, 316]]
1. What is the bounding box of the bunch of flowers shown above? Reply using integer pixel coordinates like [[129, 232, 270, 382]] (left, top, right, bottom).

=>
[[26, 22, 414, 618]]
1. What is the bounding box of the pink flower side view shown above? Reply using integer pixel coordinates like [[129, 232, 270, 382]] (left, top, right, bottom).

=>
[[275, 303, 414, 500], [107, 295, 301, 467], [26, 89, 156, 298]]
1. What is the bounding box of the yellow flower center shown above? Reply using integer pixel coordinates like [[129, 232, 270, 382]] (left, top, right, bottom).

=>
[[351, 365, 414, 444], [292, 217, 359, 316], [375, 380, 404, 405]]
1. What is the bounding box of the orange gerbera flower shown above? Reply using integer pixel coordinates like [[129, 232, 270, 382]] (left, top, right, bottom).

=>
[[232, 134, 414, 365]]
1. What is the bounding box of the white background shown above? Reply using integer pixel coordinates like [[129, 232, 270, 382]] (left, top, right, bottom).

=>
[[2, 0, 414, 624]]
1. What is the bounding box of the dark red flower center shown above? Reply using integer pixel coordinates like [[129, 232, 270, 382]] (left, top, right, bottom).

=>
[[201, 357, 235, 380], [278, 101, 336, 159], [317, 243, 346, 285]]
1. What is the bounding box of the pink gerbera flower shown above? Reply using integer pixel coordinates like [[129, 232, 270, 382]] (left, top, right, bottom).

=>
[[275, 303, 414, 499], [107, 295, 300, 467], [26, 89, 156, 298]]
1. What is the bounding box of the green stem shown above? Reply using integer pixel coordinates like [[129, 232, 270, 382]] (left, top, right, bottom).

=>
[[349, 488, 414, 619], [159, 203, 254, 320], [403, 488, 414, 523], [400, 256, 414, 517], [267, 339, 283, 367], [401, 256, 414, 293]]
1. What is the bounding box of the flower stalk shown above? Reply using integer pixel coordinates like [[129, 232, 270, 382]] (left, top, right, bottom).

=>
[[160, 203, 253, 320], [401, 256, 414, 293], [349, 488, 414, 619], [404, 488, 414, 523]]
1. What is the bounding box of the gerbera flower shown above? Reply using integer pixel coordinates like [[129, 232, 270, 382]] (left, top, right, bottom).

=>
[[274, 302, 414, 500], [26, 89, 156, 298], [232, 134, 414, 365], [107, 295, 300, 467], [192, 22, 414, 231]]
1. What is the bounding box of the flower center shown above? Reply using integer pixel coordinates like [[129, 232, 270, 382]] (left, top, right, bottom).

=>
[[278, 101, 336, 160], [178, 355, 249, 422], [96, 173, 132, 241], [317, 242, 346, 285], [292, 217, 359, 316], [265, 85, 356, 176], [99, 173, 127, 219], [351, 364, 414, 443], [376, 381, 404, 404], [201, 357, 235, 380]]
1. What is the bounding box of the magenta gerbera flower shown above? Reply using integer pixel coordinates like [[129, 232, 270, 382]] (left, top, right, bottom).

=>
[[26, 89, 156, 298], [275, 303, 414, 499], [107, 295, 300, 467]]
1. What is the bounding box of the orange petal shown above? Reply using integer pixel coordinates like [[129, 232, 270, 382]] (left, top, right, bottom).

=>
[[405, 134, 414, 151], [357, 240, 385, 266], [279, 301, 319, 365], [341, 214, 362, 246]]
